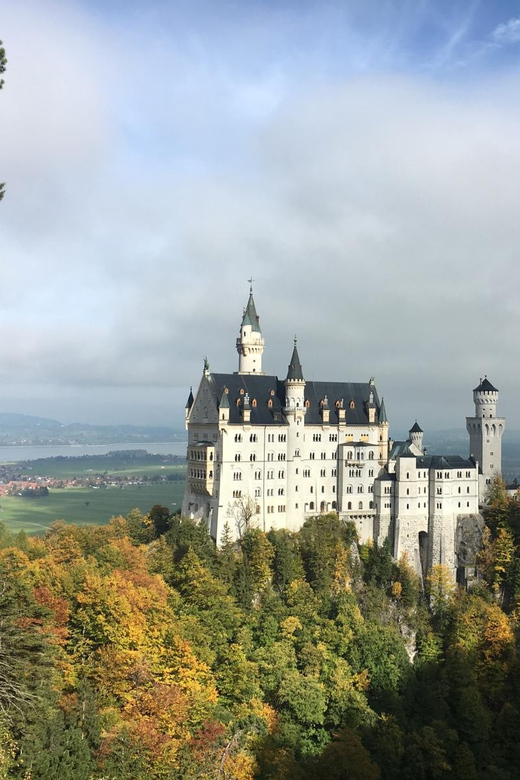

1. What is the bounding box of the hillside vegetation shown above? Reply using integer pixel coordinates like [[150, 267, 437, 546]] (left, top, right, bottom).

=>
[[0, 484, 519, 779]]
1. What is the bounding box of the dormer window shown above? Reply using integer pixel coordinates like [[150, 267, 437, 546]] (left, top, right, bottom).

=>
[[305, 400, 310, 408], [349, 400, 355, 410], [267, 399, 273, 408], [252, 398, 257, 408], [239, 388, 244, 395]]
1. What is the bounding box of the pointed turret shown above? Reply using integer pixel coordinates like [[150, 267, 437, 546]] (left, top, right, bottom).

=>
[[185, 387, 194, 409], [236, 283, 265, 374], [286, 340, 304, 381], [379, 398, 388, 424], [219, 386, 230, 424], [285, 339, 306, 411], [219, 387, 230, 409], [409, 421, 424, 453], [241, 290, 261, 332]]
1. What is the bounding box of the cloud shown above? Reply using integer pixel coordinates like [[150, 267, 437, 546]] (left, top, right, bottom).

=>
[[493, 16, 520, 44], [0, 1, 520, 432]]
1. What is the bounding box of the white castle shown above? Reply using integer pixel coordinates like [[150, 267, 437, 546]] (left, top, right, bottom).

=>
[[182, 288, 503, 579]]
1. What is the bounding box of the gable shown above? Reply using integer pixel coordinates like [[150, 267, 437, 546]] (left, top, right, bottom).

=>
[[188, 376, 219, 425]]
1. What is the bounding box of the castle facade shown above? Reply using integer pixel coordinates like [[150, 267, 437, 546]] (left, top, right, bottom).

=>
[[182, 289, 504, 578]]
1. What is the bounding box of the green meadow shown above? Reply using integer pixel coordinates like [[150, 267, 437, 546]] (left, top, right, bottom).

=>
[[18, 452, 185, 479], [0, 482, 185, 534]]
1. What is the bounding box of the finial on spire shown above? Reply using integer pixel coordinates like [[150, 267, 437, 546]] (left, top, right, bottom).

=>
[[294, 334, 297, 346], [203, 356, 210, 375], [248, 277, 254, 293]]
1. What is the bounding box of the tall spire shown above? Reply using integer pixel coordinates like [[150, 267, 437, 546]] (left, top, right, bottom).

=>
[[236, 284, 265, 374], [286, 338, 304, 381], [241, 284, 261, 333], [379, 397, 388, 424]]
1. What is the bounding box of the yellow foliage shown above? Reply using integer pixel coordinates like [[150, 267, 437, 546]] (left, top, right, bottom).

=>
[[391, 581, 403, 600], [280, 616, 302, 639]]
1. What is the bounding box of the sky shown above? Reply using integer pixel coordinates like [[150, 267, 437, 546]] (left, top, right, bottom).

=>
[[1, 0, 520, 436]]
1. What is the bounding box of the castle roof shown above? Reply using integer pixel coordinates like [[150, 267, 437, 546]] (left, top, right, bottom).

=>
[[415, 454, 476, 470], [474, 377, 498, 393], [209, 373, 382, 427], [241, 291, 261, 332], [410, 421, 423, 433], [286, 341, 304, 381], [389, 440, 416, 458], [379, 398, 388, 424], [185, 387, 194, 409]]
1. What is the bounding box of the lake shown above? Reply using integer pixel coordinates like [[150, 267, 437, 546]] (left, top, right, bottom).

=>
[[0, 441, 188, 463]]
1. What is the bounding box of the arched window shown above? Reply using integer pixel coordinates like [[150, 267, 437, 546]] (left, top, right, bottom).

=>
[[305, 400, 310, 408], [267, 399, 273, 408], [309, 501, 315, 510], [358, 501, 363, 510], [350, 400, 355, 409]]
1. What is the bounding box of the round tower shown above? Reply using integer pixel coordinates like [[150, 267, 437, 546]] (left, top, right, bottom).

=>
[[284, 339, 306, 410], [473, 376, 498, 418], [236, 284, 265, 375], [284, 339, 306, 531], [466, 377, 505, 503], [409, 421, 424, 454]]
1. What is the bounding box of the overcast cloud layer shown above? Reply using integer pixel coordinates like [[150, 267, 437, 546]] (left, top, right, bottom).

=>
[[1, 0, 520, 435]]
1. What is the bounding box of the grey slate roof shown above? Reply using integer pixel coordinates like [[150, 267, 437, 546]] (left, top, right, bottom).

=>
[[185, 387, 194, 409], [474, 377, 498, 393], [287, 342, 304, 381], [211, 373, 287, 425], [410, 421, 423, 433], [389, 440, 416, 458], [241, 291, 261, 332], [208, 373, 382, 427], [415, 454, 476, 470], [379, 398, 388, 424]]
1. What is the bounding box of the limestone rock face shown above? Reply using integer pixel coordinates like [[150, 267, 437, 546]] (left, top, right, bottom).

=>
[[455, 514, 485, 568]]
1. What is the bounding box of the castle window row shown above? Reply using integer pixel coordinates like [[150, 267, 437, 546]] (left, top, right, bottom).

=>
[[189, 469, 212, 479], [189, 450, 214, 462]]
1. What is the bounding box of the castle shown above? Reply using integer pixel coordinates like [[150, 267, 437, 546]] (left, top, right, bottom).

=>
[[182, 288, 504, 579]]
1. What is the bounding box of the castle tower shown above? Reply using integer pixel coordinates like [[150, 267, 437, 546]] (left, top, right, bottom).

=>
[[409, 421, 424, 454], [378, 397, 389, 463], [236, 284, 265, 375], [285, 339, 305, 409], [466, 377, 505, 502], [284, 340, 306, 530]]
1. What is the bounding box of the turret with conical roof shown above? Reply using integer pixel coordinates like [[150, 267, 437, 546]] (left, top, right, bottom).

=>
[[185, 387, 194, 422], [284, 339, 306, 411], [409, 421, 424, 453], [287, 340, 304, 381], [236, 283, 265, 375]]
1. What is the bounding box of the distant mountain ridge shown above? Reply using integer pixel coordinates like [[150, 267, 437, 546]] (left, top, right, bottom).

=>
[[0, 413, 184, 446]]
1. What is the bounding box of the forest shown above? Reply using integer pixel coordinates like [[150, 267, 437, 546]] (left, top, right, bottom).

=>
[[0, 481, 519, 779]]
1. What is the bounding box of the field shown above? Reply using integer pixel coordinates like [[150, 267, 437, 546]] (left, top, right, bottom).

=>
[[0, 451, 187, 534], [18, 452, 185, 479], [0, 482, 185, 534]]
